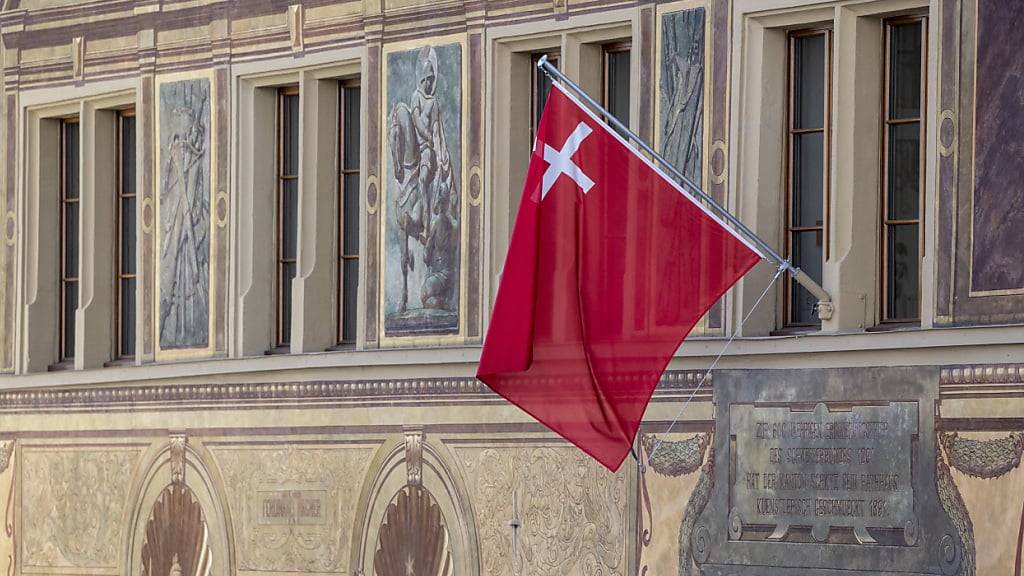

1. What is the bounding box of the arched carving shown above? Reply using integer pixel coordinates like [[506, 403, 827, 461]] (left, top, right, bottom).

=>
[[123, 438, 235, 576], [351, 435, 478, 576], [373, 486, 451, 576], [141, 486, 211, 576]]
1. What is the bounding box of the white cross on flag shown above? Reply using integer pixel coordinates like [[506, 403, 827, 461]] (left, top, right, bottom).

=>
[[478, 83, 762, 471]]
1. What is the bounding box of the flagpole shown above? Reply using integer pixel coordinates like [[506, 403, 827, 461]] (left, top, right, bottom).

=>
[[536, 55, 833, 315]]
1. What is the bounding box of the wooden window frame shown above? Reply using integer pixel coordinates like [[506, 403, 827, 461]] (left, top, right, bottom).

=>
[[880, 16, 928, 324], [337, 80, 360, 346], [783, 28, 832, 328], [59, 117, 80, 362], [601, 41, 632, 129], [276, 85, 300, 348], [116, 110, 137, 359]]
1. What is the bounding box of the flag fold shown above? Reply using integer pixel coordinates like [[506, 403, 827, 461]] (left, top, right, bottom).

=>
[[478, 83, 761, 471]]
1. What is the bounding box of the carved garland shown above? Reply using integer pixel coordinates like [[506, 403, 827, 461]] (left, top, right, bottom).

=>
[[937, 431, 1024, 576]]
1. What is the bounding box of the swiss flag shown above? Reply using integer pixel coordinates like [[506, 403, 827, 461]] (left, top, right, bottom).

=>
[[477, 83, 761, 471]]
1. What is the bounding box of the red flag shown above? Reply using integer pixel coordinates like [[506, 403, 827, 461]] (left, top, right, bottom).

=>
[[477, 83, 761, 471]]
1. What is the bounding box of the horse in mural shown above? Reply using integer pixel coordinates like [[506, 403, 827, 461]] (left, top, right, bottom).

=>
[[388, 100, 459, 314]]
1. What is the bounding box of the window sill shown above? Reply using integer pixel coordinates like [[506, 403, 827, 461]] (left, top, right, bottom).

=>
[[326, 342, 357, 352], [104, 357, 136, 368], [770, 325, 823, 337], [48, 361, 74, 372], [866, 322, 922, 333], [265, 345, 292, 356]]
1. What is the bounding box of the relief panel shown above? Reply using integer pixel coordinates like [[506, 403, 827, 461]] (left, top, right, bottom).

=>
[[456, 445, 629, 576], [21, 447, 141, 569], [381, 37, 467, 342], [212, 446, 374, 573]]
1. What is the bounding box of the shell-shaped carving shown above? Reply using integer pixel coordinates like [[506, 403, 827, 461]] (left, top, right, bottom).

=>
[[941, 431, 1024, 479], [141, 486, 211, 576], [373, 486, 451, 576]]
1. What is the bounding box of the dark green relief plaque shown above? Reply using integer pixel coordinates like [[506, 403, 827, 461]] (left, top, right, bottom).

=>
[[696, 368, 962, 576]]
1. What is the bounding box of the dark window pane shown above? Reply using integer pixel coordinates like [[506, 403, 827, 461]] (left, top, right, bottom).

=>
[[281, 178, 298, 259], [794, 34, 826, 130], [534, 55, 558, 131], [890, 22, 923, 120], [343, 86, 361, 170], [341, 258, 359, 342], [792, 131, 824, 228], [65, 201, 79, 278], [606, 49, 630, 130], [282, 93, 300, 176], [63, 281, 77, 359], [887, 223, 920, 319], [121, 277, 135, 357], [280, 262, 295, 344], [65, 123, 80, 199], [121, 116, 136, 195], [342, 173, 360, 254], [122, 196, 136, 274], [888, 121, 921, 220], [791, 230, 823, 324]]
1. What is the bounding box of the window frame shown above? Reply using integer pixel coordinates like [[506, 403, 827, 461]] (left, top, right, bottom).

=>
[[115, 109, 137, 359], [783, 27, 832, 328], [530, 51, 561, 146], [880, 15, 928, 324], [59, 117, 80, 363], [276, 85, 300, 348], [601, 41, 632, 129], [337, 79, 361, 346]]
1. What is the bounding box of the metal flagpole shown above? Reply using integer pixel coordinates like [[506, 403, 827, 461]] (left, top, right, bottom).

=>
[[535, 55, 833, 312]]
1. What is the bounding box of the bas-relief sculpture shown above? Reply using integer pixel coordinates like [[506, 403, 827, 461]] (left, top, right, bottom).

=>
[[21, 449, 139, 569], [457, 445, 628, 576], [373, 486, 451, 576], [159, 78, 211, 349], [384, 43, 462, 337], [212, 446, 373, 573], [971, 0, 1024, 293], [659, 8, 705, 184], [141, 486, 211, 576]]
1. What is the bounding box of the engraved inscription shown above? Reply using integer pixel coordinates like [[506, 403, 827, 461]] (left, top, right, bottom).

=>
[[730, 402, 917, 544], [256, 489, 328, 526]]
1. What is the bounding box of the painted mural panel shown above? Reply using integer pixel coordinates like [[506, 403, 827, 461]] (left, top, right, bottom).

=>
[[159, 78, 212, 349], [383, 42, 463, 338], [659, 7, 705, 183], [971, 1, 1024, 294]]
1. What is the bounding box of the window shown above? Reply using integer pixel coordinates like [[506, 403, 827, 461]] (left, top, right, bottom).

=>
[[60, 118, 80, 361], [277, 87, 300, 346], [117, 111, 137, 358], [882, 18, 925, 323], [338, 82, 360, 345], [786, 30, 831, 326], [530, 51, 560, 145], [602, 42, 631, 133]]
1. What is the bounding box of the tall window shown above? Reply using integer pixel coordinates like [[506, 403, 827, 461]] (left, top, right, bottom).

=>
[[338, 81, 361, 345], [117, 111, 137, 358], [60, 118, 80, 361], [530, 51, 560, 145], [882, 18, 925, 323], [786, 30, 831, 326], [603, 42, 631, 134], [277, 87, 300, 347]]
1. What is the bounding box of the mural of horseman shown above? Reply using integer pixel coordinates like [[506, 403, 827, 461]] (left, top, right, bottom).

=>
[[385, 43, 462, 336]]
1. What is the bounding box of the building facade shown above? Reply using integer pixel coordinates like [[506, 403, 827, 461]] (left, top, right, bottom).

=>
[[0, 0, 1022, 575]]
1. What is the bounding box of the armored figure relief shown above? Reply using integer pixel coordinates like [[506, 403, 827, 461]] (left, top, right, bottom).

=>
[[389, 45, 460, 319]]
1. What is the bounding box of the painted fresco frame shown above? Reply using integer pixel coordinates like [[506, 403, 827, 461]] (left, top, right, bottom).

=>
[[153, 70, 218, 361], [654, 0, 714, 337], [966, 0, 1024, 298], [378, 33, 470, 347]]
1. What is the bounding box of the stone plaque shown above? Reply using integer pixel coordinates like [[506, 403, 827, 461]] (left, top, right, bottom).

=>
[[693, 368, 963, 576], [730, 402, 917, 545], [256, 488, 329, 526]]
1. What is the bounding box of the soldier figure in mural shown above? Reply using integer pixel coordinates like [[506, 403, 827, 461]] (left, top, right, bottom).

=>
[[389, 45, 459, 317]]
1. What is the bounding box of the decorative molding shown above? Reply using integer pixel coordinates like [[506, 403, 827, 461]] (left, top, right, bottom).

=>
[[0, 441, 11, 474], [170, 433, 187, 487], [938, 109, 957, 158], [288, 4, 303, 53], [941, 431, 1024, 480], [940, 364, 1024, 385], [0, 370, 712, 412], [71, 36, 84, 81], [404, 427, 424, 487]]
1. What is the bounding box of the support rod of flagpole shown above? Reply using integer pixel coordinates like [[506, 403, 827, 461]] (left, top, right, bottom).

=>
[[536, 55, 833, 315]]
